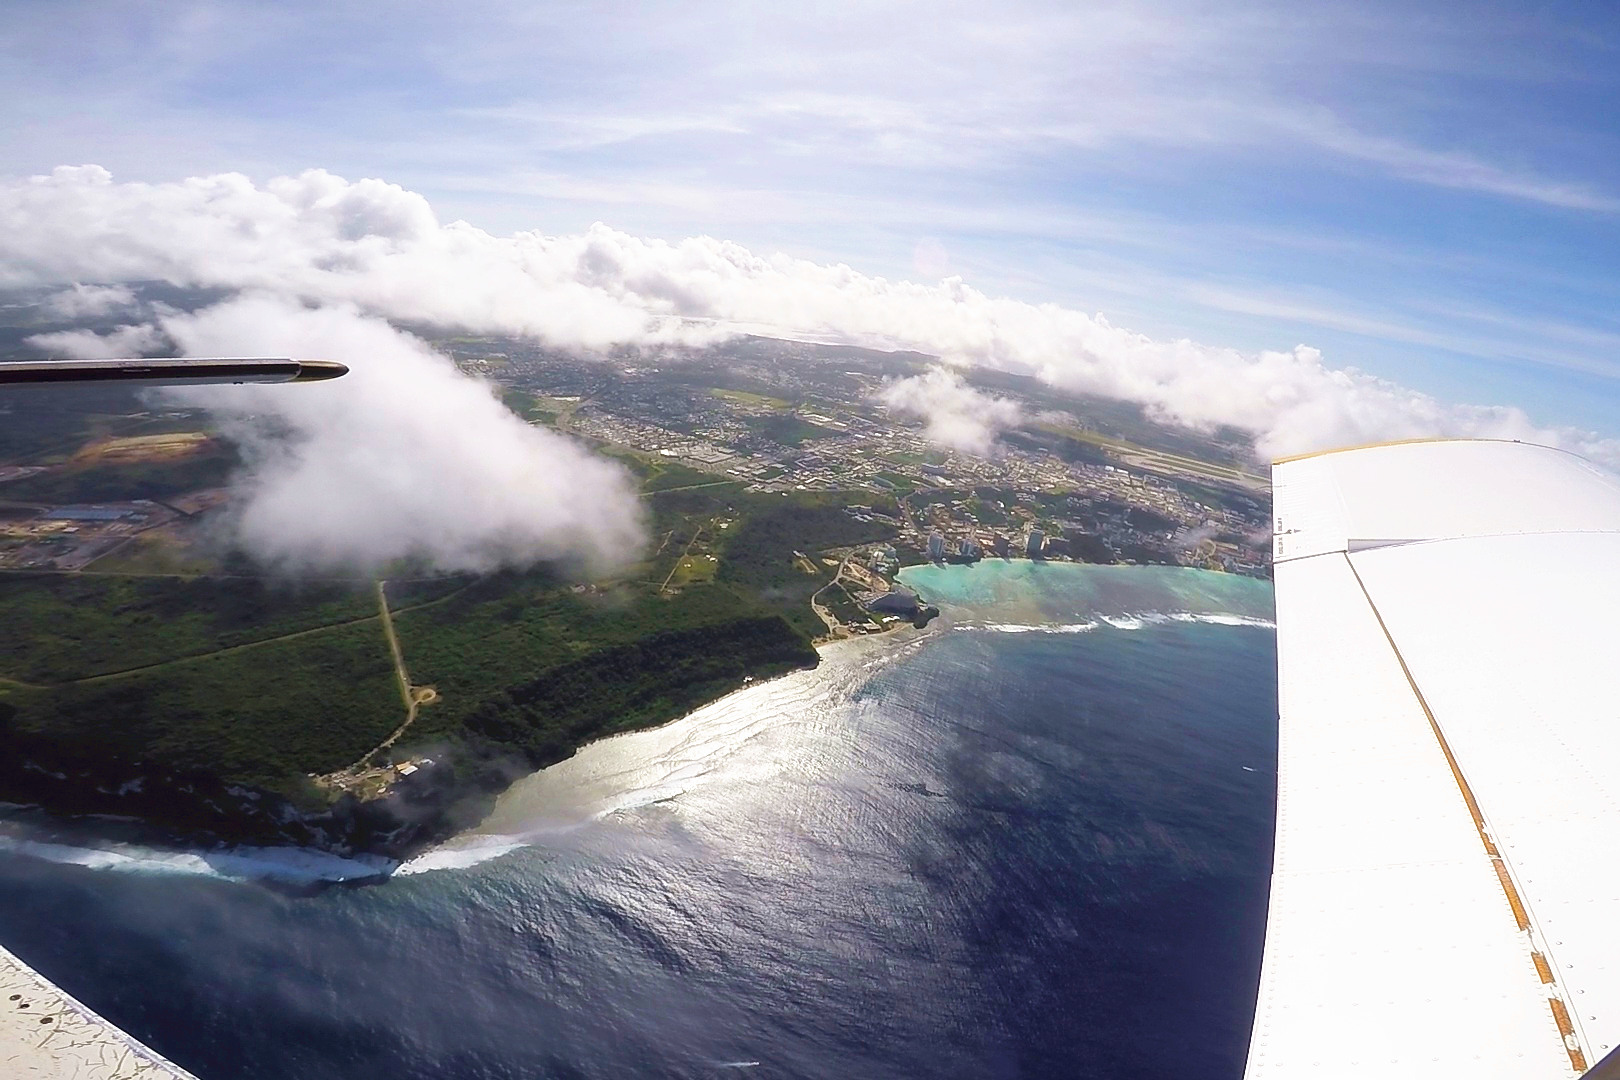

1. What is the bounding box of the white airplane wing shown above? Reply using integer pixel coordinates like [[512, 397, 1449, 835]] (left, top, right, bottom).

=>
[[1, 942, 197, 1079], [1247, 439, 1620, 1078]]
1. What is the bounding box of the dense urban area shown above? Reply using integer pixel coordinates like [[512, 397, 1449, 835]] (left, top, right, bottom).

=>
[[460, 331, 1272, 601]]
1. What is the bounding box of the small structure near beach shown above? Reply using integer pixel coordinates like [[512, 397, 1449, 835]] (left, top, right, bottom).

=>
[[864, 585, 939, 627]]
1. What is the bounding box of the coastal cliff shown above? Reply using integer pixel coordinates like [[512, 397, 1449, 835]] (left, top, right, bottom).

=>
[[0, 614, 820, 866]]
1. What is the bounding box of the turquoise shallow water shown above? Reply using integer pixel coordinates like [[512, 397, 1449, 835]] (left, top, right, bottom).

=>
[[900, 560, 1275, 627]]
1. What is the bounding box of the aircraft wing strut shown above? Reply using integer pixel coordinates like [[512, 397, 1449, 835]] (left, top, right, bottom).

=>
[[0, 357, 346, 386]]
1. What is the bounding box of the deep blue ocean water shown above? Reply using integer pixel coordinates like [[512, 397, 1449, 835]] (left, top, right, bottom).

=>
[[0, 564, 1276, 1079]]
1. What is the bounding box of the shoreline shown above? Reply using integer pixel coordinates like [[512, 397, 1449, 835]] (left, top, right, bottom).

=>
[[812, 613, 941, 659], [0, 563, 1270, 887], [0, 622, 942, 889], [442, 615, 946, 859]]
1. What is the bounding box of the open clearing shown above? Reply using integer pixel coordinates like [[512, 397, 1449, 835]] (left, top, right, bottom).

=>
[[670, 553, 719, 586], [73, 432, 211, 464]]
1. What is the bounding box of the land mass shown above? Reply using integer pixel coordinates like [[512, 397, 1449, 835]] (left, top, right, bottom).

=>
[[0, 290, 1271, 867]]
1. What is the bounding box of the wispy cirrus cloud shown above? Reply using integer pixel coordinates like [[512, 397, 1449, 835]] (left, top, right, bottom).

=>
[[9, 2, 1612, 214], [1271, 110, 1620, 213]]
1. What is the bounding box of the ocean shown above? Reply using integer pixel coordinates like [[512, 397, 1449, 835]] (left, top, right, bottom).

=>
[[0, 562, 1277, 1079]]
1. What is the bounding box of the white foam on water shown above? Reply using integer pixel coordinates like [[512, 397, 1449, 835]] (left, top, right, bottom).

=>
[[967, 610, 1273, 634], [1099, 615, 1147, 630], [201, 846, 397, 883], [0, 832, 396, 884], [395, 835, 524, 876], [0, 836, 206, 875], [979, 622, 1099, 634], [1174, 613, 1277, 629], [967, 608, 1276, 634]]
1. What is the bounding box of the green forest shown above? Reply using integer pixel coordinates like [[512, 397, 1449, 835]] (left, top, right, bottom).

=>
[[0, 479, 899, 799]]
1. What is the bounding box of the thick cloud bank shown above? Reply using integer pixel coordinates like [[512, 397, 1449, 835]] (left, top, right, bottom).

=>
[[879, 369, 1022, 456], [4, 165, 1615, 472], [42, 296, 646, 575]]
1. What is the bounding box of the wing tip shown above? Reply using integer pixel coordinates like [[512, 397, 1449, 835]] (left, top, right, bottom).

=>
[[292, 359, 349, 382]]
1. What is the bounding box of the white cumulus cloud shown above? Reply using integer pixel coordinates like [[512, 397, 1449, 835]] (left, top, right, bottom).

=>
[[41, 295, 646, 576], [40, 282, 138, 320], [29, 321, 163, 359], [879, 368, 1021, 456], [3, 164, 1615, 475]]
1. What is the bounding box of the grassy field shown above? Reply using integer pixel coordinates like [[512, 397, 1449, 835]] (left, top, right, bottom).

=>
[[670, 553, 719, 585], [710, 388, 789, 411], [747, 413, 838, 447], [78, 530, 221, 576], [1, 442, 241, 504]]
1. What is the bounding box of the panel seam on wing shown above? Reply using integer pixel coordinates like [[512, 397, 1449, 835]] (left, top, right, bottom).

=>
[[1344, 553, 1590, 1076]]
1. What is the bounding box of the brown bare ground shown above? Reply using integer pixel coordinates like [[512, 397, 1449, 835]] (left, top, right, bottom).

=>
[[72, 432, 210, 464]]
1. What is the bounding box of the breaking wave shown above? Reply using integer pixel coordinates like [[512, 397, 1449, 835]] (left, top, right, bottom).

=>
[[979, 622, 1100, 634], [0, 831, 397, 885], [971, 612, 1273, 634], [1104, 612, 1277, 631], [1100, 614, 1147, 630], [395, 836, 523, 876], [1169, 612, 1276, 629]]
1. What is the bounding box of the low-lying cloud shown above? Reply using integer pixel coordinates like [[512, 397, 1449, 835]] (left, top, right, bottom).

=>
[[879, 368, 1021, 456], [4, 165, 1616, 532], [39, 295, 646, 576], [40, 282, 138, 320], [31, 321, 164, 359]]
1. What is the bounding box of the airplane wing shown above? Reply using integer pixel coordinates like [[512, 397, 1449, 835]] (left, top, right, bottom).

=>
[[0, 357, 346, 386], [1246, 439, 1620, 1078]]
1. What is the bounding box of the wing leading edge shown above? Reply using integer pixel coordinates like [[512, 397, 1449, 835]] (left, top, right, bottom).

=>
[[1248, 440, 1620, 1078], [0, 357, 347, 386]]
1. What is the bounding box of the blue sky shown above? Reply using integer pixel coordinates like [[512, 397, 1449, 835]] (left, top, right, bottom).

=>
[[5, 0, 1619, 434]]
